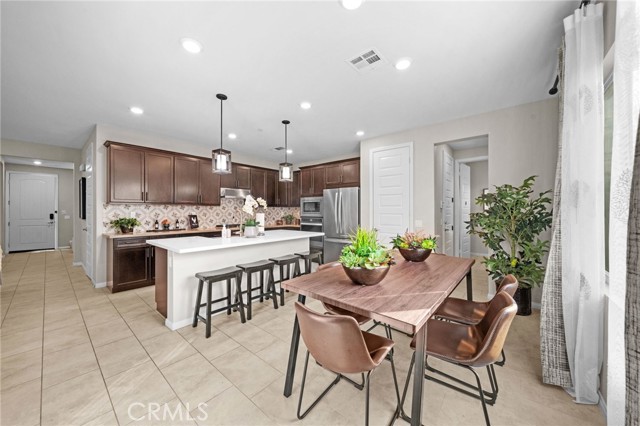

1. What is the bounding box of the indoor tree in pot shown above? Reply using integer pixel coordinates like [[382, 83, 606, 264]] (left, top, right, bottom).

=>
[[466, 176, 552, 315], [339, 227, 394, 286]]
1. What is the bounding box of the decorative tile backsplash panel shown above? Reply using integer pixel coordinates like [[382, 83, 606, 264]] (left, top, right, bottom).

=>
[[103, 199, 300, 233]]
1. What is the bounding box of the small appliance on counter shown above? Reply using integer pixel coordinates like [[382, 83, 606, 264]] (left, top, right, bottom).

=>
[[322, 187, 360, 263]]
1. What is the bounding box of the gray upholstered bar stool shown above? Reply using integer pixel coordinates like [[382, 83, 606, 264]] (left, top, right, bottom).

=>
[[269, 254, 301, 306], [295, 250, 323, 275], [192, 266, 246, 338], [236, 260, 278, 321]]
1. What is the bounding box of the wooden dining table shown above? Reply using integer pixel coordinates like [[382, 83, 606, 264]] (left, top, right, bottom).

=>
[[282, 253, 475, 426]]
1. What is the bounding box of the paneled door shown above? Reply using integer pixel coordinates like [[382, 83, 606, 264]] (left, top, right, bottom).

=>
[[7, 172, 57, 252], [442, 151, 455, 256], [371, 144, 412, 244], [458, 162, 471, 258]]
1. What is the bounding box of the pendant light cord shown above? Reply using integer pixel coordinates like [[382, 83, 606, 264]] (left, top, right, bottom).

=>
[[220, 97, 223, 151], [284, 122, 288, 163]]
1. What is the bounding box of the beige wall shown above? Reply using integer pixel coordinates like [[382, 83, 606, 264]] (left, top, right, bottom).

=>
[[4, 164, 75, 249], [361, 98, 558, 299], [469, 160, 489, 255]]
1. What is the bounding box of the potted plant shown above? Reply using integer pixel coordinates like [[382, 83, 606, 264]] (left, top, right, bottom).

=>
[[282, 214, 295, 225], [339, 227, 394, 286], [391, 230, 437, 262], [242, 195, 263, 238], [109, 217, 141, 234], [466, 176, 552, 315]]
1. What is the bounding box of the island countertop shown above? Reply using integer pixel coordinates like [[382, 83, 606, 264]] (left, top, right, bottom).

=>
[[146, 230, 324, 254]]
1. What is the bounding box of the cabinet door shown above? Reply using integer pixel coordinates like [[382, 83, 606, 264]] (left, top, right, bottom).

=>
[[250, 168, 266, 199], [145, 152, 174, 203], [312, 167, 326, 196], [113, 245, 150, 290], [290, 171, 301, 207], [109, 145, 144, 203], [236, 166, 251, 189], [266, 171, 277, 206], [174, 156, 199, 204], [219, 168, 236, 188], [324, 164, 342, 187], [300, 169, 314, 197], [276, 175, 288, 207], [341, 160, 360, 186], [198, 159, 220, 205]]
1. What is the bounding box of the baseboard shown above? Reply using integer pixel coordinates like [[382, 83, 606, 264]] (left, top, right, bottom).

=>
[[470, 251, 488, 257], [532, 302, 541, 310], [72, 261, 83, 266], [93, 281, 107, 289], [58, 245, 70, 249], [166, 317, 191, 331], [598, 390, 607, 419]]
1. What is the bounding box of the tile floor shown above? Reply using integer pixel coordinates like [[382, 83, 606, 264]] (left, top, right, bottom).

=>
[[1, 250, 605, 426]]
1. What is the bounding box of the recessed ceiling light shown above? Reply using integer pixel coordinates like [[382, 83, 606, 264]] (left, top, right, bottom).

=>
[[300, 102, 311, 110], [228, 133, 237, 140], [33, 160, 42, 165], [341, 0, 364, 10], [129, 106, 144, 115], [395, 58, 412, 71], [180, 38, 202, 54], [356, 130, 365, 137], [287, 149, 293, 154]]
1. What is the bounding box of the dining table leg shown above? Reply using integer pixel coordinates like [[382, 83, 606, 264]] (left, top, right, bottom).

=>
[[283, 293, 306, 397], [410, 324, 427, 426], [466, 270, 473, 301]]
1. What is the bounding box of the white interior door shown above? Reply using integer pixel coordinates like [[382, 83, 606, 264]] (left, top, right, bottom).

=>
[[442, 151, 454, 256], [7, 172, 57, 252], [84, 143, 94, 280], [371, 144, 412, 245], [458, 163, 471, 258]]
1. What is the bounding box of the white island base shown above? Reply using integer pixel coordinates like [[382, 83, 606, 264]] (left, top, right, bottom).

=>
[[147, 230, 323, 330]]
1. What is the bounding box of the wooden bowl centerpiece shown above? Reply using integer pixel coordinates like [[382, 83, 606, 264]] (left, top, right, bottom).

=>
[[339, 227, 394, 286], [391, 231, 438, 262]]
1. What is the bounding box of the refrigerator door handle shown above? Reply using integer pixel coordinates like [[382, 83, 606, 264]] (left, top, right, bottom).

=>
[[334, 192, 339, 232], [338, 191, 343, 235]]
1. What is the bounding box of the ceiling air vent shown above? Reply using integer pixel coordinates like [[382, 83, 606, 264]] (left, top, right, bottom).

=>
[[347, 48, 386, 73], [273, 147, 286, 151]]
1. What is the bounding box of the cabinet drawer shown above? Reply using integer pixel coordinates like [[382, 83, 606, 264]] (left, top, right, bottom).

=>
[[114, 238, 148, 248]]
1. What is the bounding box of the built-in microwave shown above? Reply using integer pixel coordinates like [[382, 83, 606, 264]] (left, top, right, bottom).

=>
[[300, 196, 323, 217]]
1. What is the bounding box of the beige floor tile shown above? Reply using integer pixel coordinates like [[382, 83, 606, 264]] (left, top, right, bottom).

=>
[[162, 353, 232, 409], [81, 410, 119, 426], [255, 339, 307, 376], [210, 346, 281, 397], [1, 347, 42, 390], [43, 322, 90, 353], [0, 311, 44, 335], [95, 335, 150, 378], [1, 327, 43, 358], [197, 386, 275, 426], [43, 341, 99, 388], [87, 316, 134, 347], [44, 306, 84, 332], [219, 321, 279, 353], [82, 304, 123, 328], [105, 360, 177, 425], [141, 331, 197, 368], [179, 325, 240, 361], [127, 311, 172, 341], [41, 369, 112, 426], [0, 378, 41, 426], [126, 398, 198, 425]]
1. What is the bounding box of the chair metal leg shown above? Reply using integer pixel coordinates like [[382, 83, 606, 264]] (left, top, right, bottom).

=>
[[424, 357, 498, 405], [463, 365, 491, 426], [226, 279, 232, 315], [205, 281, 212, 338], [495, 349, 506, 367], [365, 371, 372, 426], [235, 273, 247, 323], [246, 272, 253, 320], [297, 352, 341, 420], [397, 352, 417, 424], [268, 268, 278, 309], [192, 280, 204, 327]]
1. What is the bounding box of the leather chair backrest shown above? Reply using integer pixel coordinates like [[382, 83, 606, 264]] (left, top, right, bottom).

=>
[[472, 292, 517, 366], [294, 302, 377, 374], [317, 261, 341, 271], [497, 274, 518, 298]]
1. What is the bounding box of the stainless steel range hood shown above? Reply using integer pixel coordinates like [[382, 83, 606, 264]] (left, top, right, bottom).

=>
[[220, 187, 251, 199]]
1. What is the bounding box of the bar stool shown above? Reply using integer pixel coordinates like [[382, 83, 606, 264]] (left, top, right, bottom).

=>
[[295, 250, 323, 275], [192, 266, 245, 338], [236, 260, 278, 321], [269, 254, 301, 306]]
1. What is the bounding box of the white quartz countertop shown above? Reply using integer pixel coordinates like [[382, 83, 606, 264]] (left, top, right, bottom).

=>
[[146, 230, 324, 254]]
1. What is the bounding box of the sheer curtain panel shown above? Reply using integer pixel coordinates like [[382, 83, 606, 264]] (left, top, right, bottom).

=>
[[560, 3, 605, 405]]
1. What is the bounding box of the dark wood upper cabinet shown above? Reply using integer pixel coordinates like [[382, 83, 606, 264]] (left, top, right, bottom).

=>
[[276, 175, 289, 207], [290, 171, 301, 207], [250, 168, 266, 199], [236, 166, 251, 189], [312, 167, 326, 196], [300, 167, 325, 197], [108, 144, 145, 203], [219, 168, 236, 189], [174, 156, 200, 204], [198, 159, 220, 205], [324, 164, 342, 186], [145, 152, 174, 203], [325, 159, 360, 188], [266, 171, 277, 206]]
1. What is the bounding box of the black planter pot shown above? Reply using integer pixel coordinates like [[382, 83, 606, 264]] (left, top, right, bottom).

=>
[[513, 287, 532, 316]]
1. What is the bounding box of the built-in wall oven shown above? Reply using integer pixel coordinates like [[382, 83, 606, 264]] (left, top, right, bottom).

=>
[[300, 196, 323, 218], [300, 216, 323, 251]]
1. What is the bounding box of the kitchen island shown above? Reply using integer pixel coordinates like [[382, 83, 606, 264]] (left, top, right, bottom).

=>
[[147, 230, 324, 330]]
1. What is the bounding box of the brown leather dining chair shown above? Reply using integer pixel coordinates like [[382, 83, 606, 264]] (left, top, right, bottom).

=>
[[399, 292, 517, 426], [294, 302, 401, 426], [434, 274, 518, 367]]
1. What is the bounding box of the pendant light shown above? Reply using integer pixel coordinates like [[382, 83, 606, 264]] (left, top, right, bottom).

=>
[[212, 93, 232, 174], [279, 120, 293, 182]]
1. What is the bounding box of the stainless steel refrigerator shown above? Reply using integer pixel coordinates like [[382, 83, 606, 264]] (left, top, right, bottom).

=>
[[323, 187, 360, 263]]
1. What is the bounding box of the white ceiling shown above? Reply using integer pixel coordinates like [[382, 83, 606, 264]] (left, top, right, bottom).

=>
[[1, 1, 572, 164]]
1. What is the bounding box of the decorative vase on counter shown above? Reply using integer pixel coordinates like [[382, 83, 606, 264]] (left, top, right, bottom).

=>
[[244, 226, 258, 238], [256, 213, 265, 236]]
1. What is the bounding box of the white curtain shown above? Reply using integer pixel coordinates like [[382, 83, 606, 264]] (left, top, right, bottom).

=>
[[608, 0, 640, 424], [560, 3, 605, 405]]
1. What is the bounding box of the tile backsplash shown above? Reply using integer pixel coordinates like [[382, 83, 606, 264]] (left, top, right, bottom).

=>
[[103, 199, 299, 233]]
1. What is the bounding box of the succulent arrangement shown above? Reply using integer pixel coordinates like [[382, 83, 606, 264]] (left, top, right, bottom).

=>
[[339, 227, 393, 270], [391, 230, 437, 251]]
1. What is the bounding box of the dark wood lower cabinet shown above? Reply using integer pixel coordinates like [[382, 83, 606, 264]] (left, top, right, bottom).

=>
[[108, 238, 152, 293]]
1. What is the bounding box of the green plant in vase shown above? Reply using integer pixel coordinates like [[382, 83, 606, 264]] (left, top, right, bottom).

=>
[[109, 217, 141, 234], [339, 227, 393, 286], [391, 230, 437, 262]]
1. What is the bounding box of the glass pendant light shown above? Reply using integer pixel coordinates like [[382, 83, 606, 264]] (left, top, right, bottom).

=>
[[212, 93, 232, 174], [279, 120, 293, 182]]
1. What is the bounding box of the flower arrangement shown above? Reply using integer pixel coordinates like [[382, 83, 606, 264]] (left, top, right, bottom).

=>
[[391, 230, 437, 251], [242, 195, 268, 227], [339, 227, 393, 270]]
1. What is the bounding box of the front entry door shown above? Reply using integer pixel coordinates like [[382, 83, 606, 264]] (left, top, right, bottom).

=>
[[8, 172, 57, 252]]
